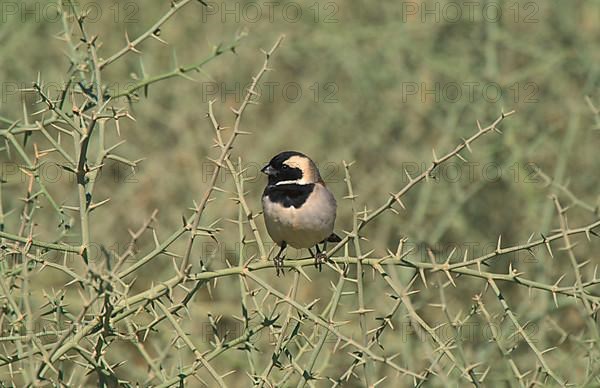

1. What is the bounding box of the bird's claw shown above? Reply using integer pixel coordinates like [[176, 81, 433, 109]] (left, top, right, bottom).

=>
[[274, 254, 285, 276], [314, 252, 327, 272]]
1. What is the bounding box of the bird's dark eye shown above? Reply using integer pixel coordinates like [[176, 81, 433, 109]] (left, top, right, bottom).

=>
[[282, 165, 289, 170]]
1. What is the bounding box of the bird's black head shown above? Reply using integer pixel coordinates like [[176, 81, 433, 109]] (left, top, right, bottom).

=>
[[261, 151, 312, 186]]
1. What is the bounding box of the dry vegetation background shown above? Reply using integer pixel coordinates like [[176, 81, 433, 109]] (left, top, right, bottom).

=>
[[1, 0, 600, 386]]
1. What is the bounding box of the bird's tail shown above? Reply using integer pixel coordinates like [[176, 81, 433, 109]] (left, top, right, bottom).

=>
[[326, 233, 342, 243]]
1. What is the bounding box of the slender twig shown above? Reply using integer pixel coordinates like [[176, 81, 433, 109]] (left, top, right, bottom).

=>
[[99, 0, 196, 70], [109, 38, 243, 99], [487, 278, 566, 386]]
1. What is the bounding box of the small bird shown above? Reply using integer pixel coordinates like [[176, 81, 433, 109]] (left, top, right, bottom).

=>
[[261, 151, 341, 275]]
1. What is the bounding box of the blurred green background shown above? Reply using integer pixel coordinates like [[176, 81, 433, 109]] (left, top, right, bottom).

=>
[[1, 0, 600, 386]]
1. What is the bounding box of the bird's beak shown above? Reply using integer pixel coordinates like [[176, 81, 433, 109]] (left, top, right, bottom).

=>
[[261, 164, 275, 175]]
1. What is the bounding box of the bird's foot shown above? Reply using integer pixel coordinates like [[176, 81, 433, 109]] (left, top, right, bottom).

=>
[[274, 254, 285, 276], [314, 252, 327, 272]]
